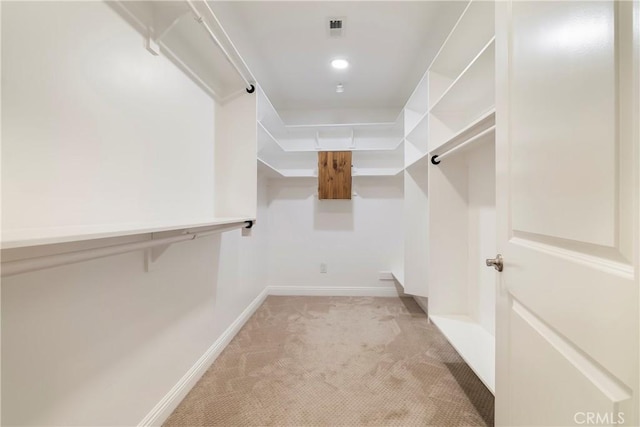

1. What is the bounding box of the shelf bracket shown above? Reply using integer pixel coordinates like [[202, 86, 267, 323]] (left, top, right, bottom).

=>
[[144, 233, 174, 272], [145, 35, 160, 56], [242, 220, 254, 237]]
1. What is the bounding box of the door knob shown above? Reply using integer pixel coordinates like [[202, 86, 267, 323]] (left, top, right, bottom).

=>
[[486, 254, 503, 272]]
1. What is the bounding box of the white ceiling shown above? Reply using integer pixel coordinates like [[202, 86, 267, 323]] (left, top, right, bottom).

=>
[[211, 1, 467, 113]]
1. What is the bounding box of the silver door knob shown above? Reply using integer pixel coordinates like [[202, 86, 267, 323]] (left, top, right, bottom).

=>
[[486, 254, 503, 272]]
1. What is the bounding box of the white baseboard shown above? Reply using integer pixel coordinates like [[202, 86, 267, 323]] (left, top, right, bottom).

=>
[[412, 295, 429, 315], [138, 285, 399, 426], [267, 285, 400, 297], [137, 287, 269, 427]]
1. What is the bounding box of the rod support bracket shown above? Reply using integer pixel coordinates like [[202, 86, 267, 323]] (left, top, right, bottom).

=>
[[431, 155, 440, 165], [244, 220, 254, 229], [246, 84, 256, 94]]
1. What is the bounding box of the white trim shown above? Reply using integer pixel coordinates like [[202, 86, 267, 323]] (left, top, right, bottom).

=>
[[267, 285, 399, 297], [412, 295, 429, 315], [137, 287, 269, 427]]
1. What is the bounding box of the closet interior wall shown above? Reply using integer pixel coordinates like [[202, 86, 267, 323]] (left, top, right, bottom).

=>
[[255, 88, 405, 293], [1, 2, 264, 425]]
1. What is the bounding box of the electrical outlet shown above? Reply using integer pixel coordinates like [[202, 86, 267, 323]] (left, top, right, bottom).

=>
[[320, 263, 327, 273]]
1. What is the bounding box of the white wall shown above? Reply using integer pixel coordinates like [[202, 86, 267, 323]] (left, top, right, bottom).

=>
[[266, 176, 403, 290], [1, 2, 217, 229], [1, 2, 267, 425]]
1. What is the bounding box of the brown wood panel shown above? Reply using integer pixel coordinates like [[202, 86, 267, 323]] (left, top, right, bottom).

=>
[[318, 151, 352, 200]]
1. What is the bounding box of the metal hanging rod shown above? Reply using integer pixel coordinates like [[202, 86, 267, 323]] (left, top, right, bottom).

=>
[[185, 0, 255, 94], [431, 126, 496, 165], [1, 221, 254, 277]]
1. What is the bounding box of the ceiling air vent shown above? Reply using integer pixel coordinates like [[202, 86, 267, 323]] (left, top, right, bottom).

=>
[[328, 18, 345, 37]]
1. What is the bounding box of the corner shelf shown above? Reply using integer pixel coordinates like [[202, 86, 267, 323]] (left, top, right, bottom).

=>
[[353, 168, 403, 177], [260, 119, 404, 153], [257, 87, 405, 179], [429, 38, 495, 116], [405, 152, 430, 171], [428, 0, 495, 106], [257, 158, 284, 178], [430, 315, 495, 393], [279, 121, 403, 152]]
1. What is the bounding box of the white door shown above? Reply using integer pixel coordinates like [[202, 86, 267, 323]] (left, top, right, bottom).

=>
[[495, 1, 639, 426]]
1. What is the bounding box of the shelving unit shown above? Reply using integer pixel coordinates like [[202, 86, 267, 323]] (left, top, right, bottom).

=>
[[425, 0, 496, 394], [429, 39, 495, 152], [108, 1, 252, 103], [2, 0, 258, 256], [427, 0, 495, 109], [256, 87, 405, 179], [1, 217, 253, 250]]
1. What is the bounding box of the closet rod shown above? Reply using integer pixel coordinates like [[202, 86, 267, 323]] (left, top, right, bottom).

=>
[[431, 126, 496, 165], [185, 0, 255, 94], [1, 221, 253, 277]]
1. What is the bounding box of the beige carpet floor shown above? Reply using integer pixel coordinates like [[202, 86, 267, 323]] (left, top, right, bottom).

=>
[[164, 296, 494, 426]]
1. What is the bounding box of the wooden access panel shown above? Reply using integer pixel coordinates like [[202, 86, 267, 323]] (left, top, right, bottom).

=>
[[318, 151, 352, 200]]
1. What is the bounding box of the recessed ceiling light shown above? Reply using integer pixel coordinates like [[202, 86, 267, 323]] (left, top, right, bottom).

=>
[[336, 83, 344, 93], [331, 59, 349, 70]]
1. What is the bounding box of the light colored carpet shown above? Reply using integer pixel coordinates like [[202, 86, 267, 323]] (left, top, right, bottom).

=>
[[164, 296, 494, 426]]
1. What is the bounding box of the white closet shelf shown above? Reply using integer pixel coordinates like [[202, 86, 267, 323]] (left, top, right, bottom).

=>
[[269, 140, 405, 153], [257, 158, 285, 178], [257, 158, 316, 178], [259, 121, 404, 152], [284, 121, 399, 131], [405, 143, 430, 169], [353, 168, 403, 177], [430, 315, 495, 394], [405, 152, 430, 170], [431, 109, 495, 155], [430, 37, 495, 115], [429, 0, 495, 79], [1, 217, 255, 250], [258, 121, 287, 151]]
